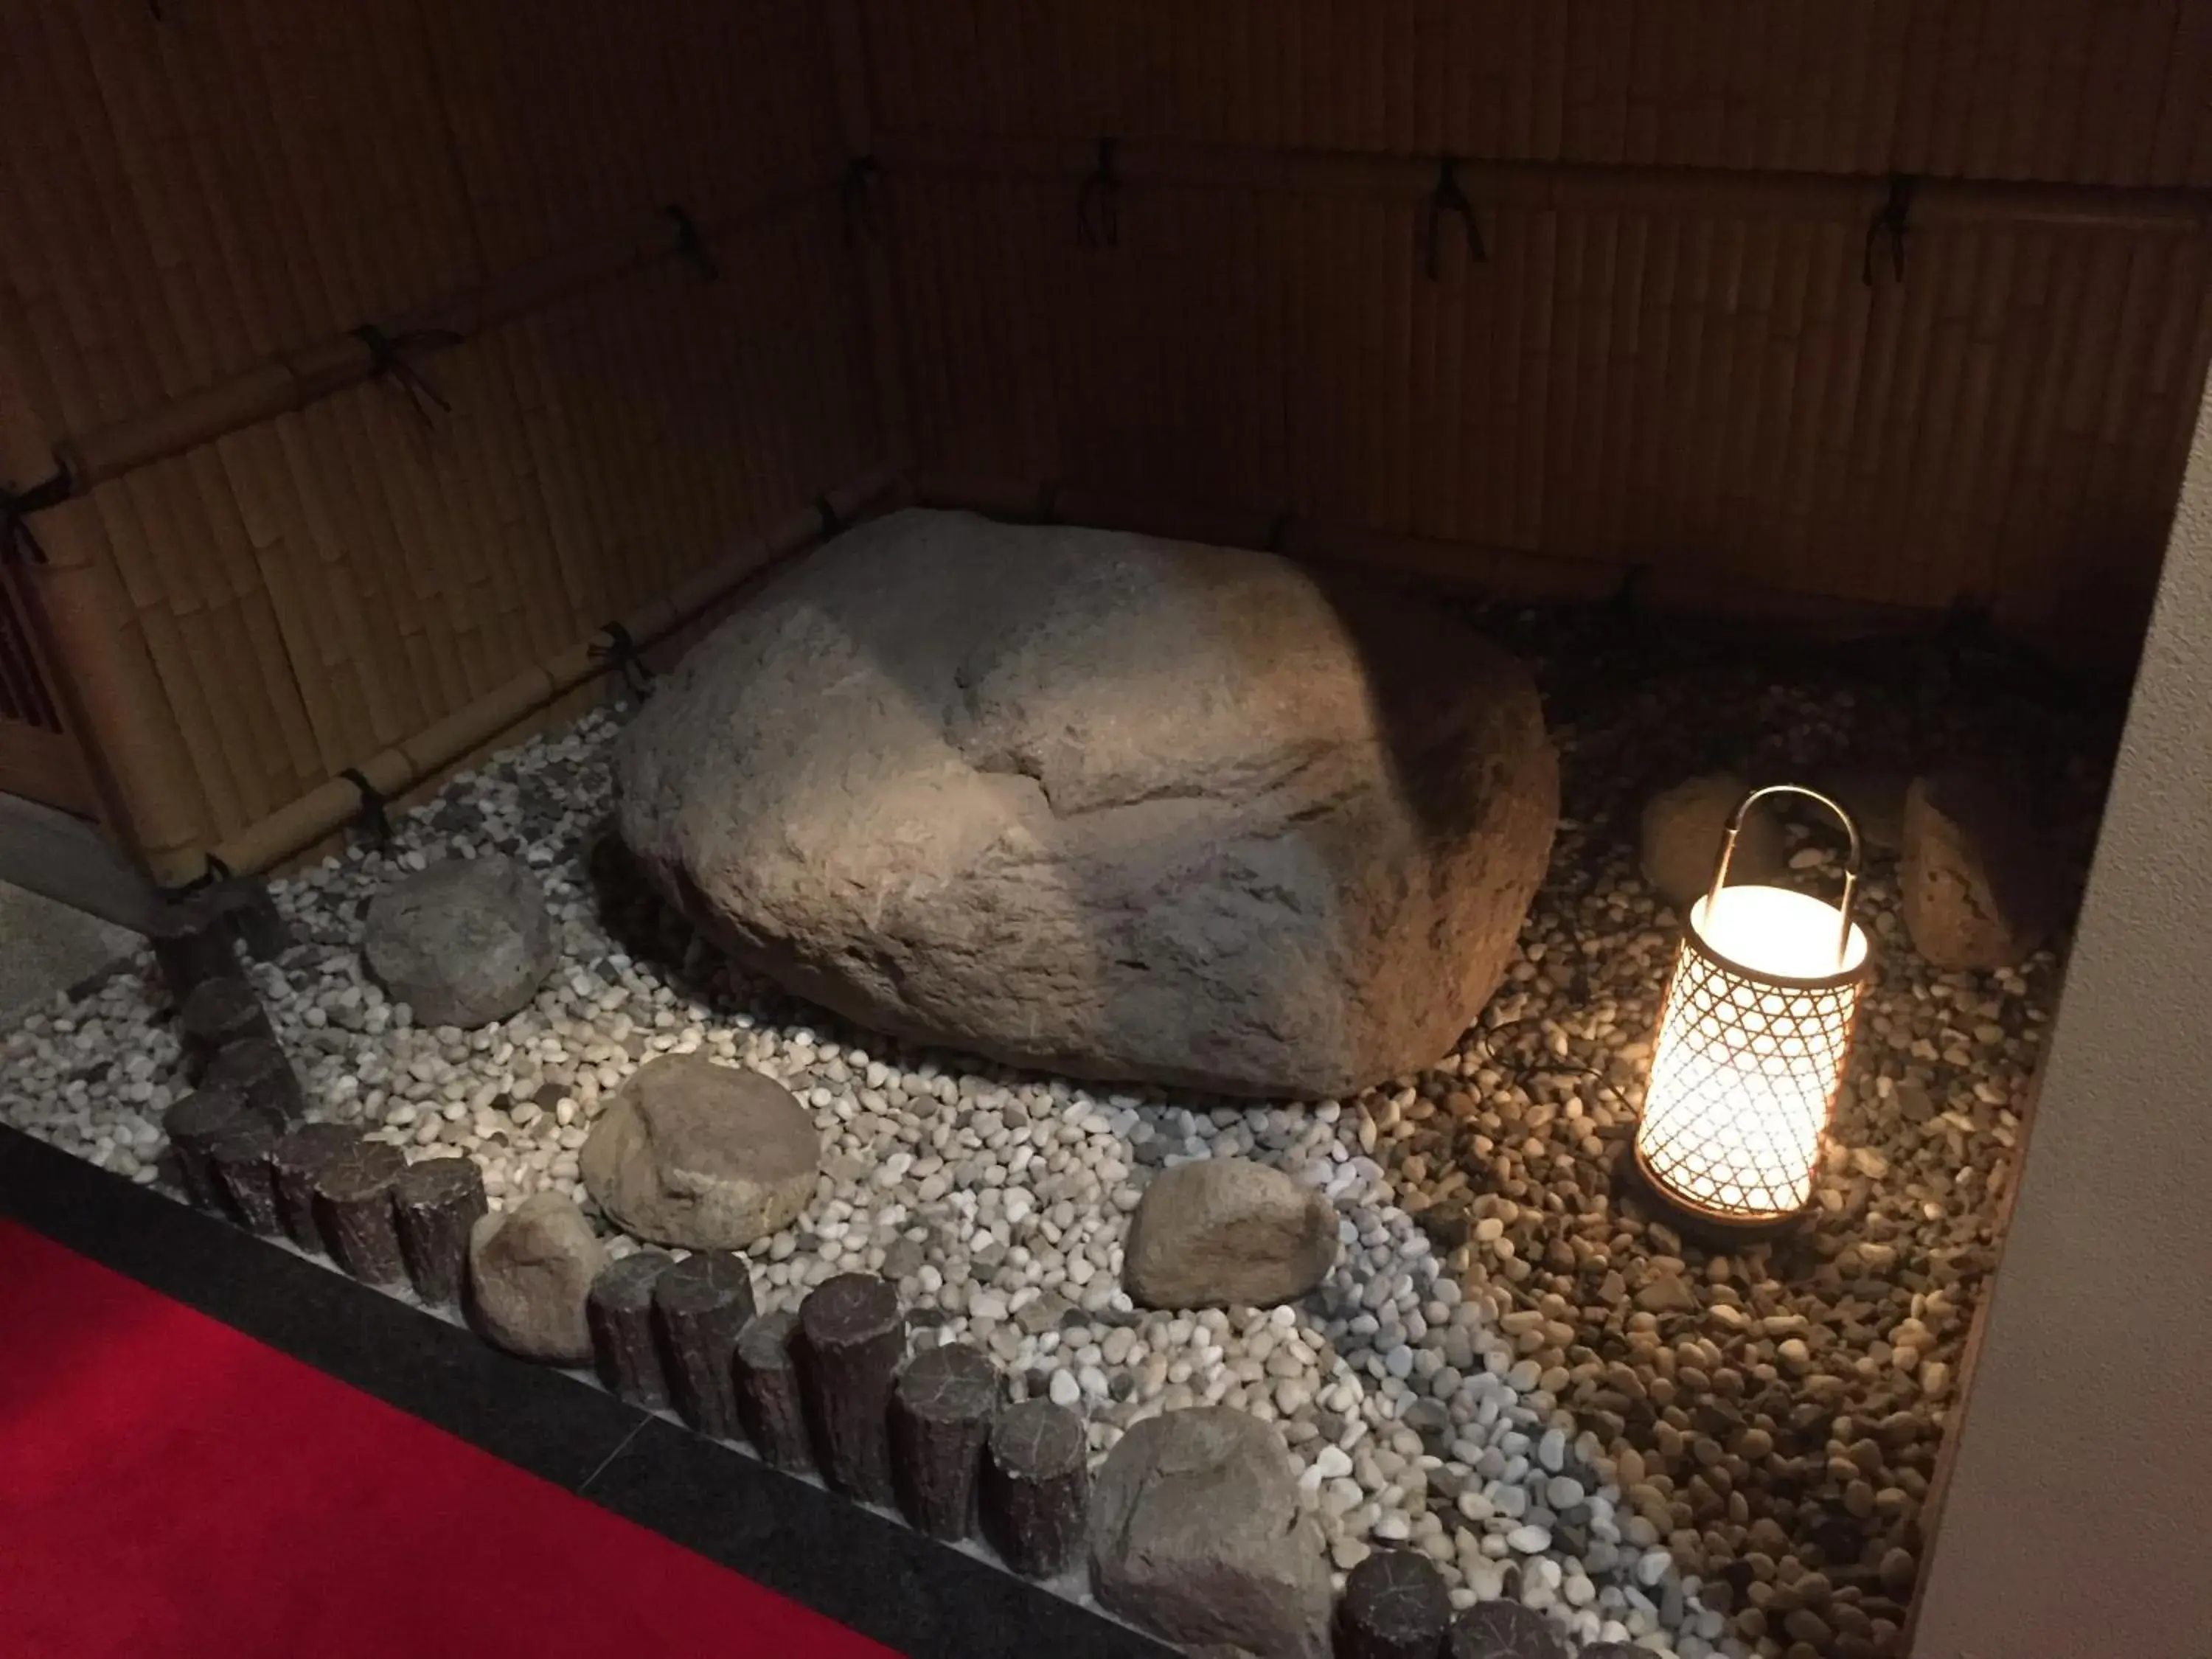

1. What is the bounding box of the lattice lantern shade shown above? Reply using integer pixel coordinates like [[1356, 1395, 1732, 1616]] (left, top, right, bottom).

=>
[[1635, 785, 1871, 1228]]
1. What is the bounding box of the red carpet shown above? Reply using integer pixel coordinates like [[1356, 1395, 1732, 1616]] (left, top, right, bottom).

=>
[[0, 1220, 895, 1659]]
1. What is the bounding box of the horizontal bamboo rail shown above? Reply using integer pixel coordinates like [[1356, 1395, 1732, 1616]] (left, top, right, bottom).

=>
[[878, 132, 2212, 236], [31, 159, 845, 506], [917, 472, 1933, 639], [179, 467, 894, 885]]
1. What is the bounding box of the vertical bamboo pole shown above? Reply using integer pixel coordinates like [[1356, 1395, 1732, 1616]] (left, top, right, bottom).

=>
[[1599, 209, 1649, 557], [1624, 212, 1681, 554], [1774, 219, 1839, 570]]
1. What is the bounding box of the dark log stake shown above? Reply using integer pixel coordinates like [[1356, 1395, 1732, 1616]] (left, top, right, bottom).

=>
[[889, 1341, 1000, 1540], [216, 879, 293, 959], [206, 1036, 305, 1122], [162, 1087, 264, 1208], [179, 976, 274, 1071], [268, 1122, 362, 1249], [1335, 1549, 1453, 1659], [797, 1273, 908, 1504], [1447, 1600, 1573, 1659], [312, 1139, 408, 1285], [586, 1251, 675, 1408], [733, 1310, 813, 1472], [148, 895, 238, 1001], [207, 1113, 284, 1234], [980, 1398, 1090, 1579], [392, 1155, 487, 1305], [653, 1252, 757, 1439]]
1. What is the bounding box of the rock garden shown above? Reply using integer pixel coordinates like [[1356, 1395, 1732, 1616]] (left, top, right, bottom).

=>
[[0, 511, 2111, 1659]]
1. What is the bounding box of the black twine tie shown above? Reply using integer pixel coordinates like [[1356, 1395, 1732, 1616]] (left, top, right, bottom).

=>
[[1077, 137, 1123, 250], [353, 324, 459, 427], [666, 205, 719, 280], [841, 157, 883, 246], [0, 462, 73, 567], [338, 768, 394, 849], [1864, 173, 1918, 287], [1426, 156, 1485, 279], [589, 621, 656, 700]]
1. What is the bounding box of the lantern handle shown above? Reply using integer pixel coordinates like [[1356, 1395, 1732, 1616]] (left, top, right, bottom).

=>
[[1706, 783, 1863, 967]]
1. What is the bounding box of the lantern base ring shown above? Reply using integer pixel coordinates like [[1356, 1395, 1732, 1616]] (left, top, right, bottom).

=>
[[1618, 1141, 1814, 1245]]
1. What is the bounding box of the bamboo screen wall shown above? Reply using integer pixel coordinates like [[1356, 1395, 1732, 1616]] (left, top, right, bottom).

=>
[[863, 0, 2212, 672], [0, 0, 885, 880], [7, 2, 2211, 884]]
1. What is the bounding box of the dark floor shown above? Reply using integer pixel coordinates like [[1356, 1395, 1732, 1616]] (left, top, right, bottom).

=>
[[0, 1124, 1167, 1659]]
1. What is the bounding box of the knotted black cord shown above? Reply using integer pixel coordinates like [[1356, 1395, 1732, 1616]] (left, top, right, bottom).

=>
[[666, 205, 718, 279], [1265, 508, 1296, 554], [352, 324, 459, 427], [1036, 482, 1061, 525], [1426, 156, 1485, 278], [1077, 137, 1123, 249], [841, 156, 883, 245], [1610, 563, 1652, 613], [589, 620, 656, 700], [167, 852, 234, 898], [816, 495, 846, 539], [1863, 173, 1917, 286], [338, 768, 394, 848], [0, 462, 73, 567]]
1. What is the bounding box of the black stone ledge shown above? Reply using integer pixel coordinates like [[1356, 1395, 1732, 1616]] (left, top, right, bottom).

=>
[[0, 1124, 1171, 1659], [0, 1124, 644, 1489], [582, 1417, 1171, 1659]]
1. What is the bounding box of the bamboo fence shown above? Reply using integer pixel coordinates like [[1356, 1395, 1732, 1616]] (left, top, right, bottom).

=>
[[6, 1, 2212, 881], [863, 0, 2212, 672], [860, 0, 2212, 187], [0, 0, 887, 881]]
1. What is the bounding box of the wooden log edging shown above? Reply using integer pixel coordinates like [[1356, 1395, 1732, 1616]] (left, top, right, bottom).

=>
[[981, 1399, 1090, 1580], [156, 1060, 1622, 1647], [798, 1272, 908, 1504], [147, 882, 293, 1001], [734, 1310, 815, 1473], [179, 976, 275, 1071], [312, 1140, 408, 1287], [393, 1157, 488, 1307], [268, 1122, 363, 1250], [162, 1086, 271, 1208], [586, 1251, 677, 1409], [889, 1341, 1001, 1541], [1337, 1550, 1453, 1659], [654, 1252, 757, 1439], [205, 1037, 305, 1124], [207, 1113, 284, 1236], [146, 894, 241, 1000]]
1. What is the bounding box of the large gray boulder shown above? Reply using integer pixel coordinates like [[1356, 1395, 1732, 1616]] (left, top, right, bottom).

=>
[[364, 853, 559, 1029], [580, 1053, 821, 1249], [1124, 1158, 1337, 1310], [1090, 1408, 1332, 1659], [467, 1193, 605, 1363], [615, 509, 1557, 1099]]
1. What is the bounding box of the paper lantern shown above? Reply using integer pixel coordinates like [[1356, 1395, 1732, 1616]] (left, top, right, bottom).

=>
[[1634, 785, 1870, 1228]]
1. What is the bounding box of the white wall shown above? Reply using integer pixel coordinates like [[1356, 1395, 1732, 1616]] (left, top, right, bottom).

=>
[[1909, 376, 2212, 1655]]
